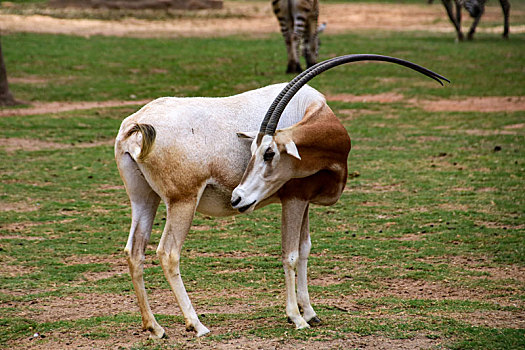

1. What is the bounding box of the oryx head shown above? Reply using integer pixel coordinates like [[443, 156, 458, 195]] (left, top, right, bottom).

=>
[[231, 54, 450, 213], [231, 130, 301, 213]]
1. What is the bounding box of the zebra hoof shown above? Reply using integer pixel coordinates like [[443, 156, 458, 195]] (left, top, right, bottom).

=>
[[307, 316, 322, 327], [286, 62, 303, 74]]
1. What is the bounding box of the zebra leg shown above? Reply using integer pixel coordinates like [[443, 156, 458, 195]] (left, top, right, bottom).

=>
[[441, 0, 463, 41], [455, 1, 464, 41], [499, 0, 510, 39], [303, 0, 320, 69], [288, 10, 315, 74], [273, 0, 301, 74], [287, 32, 302, 74], [281, 24, 301, 73], [467, 3, 485, 40], [303, 19, 319, 69]]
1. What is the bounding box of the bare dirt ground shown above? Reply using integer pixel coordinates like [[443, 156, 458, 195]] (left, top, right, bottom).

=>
[[328, 94, 525, 113], [1, 2, 523, 38], [1, 94, 523, 124], [4, 253, 523, 349], [0, 99, 151, 118]]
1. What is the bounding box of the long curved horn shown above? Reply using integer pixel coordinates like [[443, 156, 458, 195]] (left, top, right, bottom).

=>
[[258, 57, 340, 134], [263, 54, 450, 135]]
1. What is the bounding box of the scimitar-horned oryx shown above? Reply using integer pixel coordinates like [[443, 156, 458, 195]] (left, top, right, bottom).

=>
[[115, 54, 449, 338]]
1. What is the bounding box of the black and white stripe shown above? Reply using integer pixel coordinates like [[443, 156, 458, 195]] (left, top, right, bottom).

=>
[[272, 0, 323, 73], [431, 0, 510, 40]]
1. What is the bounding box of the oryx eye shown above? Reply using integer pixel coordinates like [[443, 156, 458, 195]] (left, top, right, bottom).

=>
[[263, 148, 275, 162]]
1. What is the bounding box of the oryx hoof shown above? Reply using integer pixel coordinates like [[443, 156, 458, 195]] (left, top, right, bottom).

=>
[[147, 329, 167, 340], [145, 325, 166, 339], [286, 62, 303, 74], [307, 316, 322, 327], [186, 323, 210, 337], [296, 321, 310, 330], [287, 316, 310, 329], [196, 325, 210, 337]]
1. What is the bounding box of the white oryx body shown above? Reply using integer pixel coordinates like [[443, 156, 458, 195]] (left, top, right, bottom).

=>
[[116, 84, 323, 215], [114, 83, 343, 337]]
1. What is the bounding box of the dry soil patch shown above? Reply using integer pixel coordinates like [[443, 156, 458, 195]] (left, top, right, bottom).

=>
[[328, 94, 525, 113], [443, 309, 525, 329], [0, 200, 39, 212], [1, 2, 523, 38], [0, 137, 115, 152], [420, 96, 525, 112], [12, 292, 137, 323], [0, 99, 150, 117], [327, 92, 405, 104], [1, 95, 523, 123]]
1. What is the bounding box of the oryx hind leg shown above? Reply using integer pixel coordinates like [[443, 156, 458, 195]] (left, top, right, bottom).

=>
[[118, 153, 164, 338], [281, 198, 310, 329], [156, 193, 210, 337], [296, 203, 321, 326]]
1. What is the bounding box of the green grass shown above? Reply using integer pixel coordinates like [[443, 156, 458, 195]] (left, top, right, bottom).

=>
[[3, 31, 525, 102], [1, 20, 524, 350]]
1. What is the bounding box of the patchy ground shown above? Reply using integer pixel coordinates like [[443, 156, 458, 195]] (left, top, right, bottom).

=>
[[3, 250, 523, 349], [1, 2, 523, 38], [1, 2, 523, 349], [0, 99, 151, 118], [328, 94, 525, 112], [14, 331, 443, 350], [1, 94, 524, 123]]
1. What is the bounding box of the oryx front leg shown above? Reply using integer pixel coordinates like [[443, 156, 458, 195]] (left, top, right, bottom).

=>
[[157, 199, 210, 337], [296, 203, 321, 326], [281, 199, 310, 329]]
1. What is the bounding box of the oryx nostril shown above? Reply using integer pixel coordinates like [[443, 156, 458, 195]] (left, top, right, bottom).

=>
[[231, 196, 241, 207]]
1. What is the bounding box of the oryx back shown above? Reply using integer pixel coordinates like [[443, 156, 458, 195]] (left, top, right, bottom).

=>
[[115, 84, 326, 215]]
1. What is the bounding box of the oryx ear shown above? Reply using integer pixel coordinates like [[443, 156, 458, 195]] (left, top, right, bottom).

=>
[[236, 131, 258, 140], [285, 140, 301, 160]]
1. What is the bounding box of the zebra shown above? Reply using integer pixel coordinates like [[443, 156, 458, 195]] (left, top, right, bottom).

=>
[[272, 0, 325, 73], [430, 0, 510, 40]]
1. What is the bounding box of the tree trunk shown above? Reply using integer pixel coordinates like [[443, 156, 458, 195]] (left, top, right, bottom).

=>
[[0, 38, 22, 106]]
